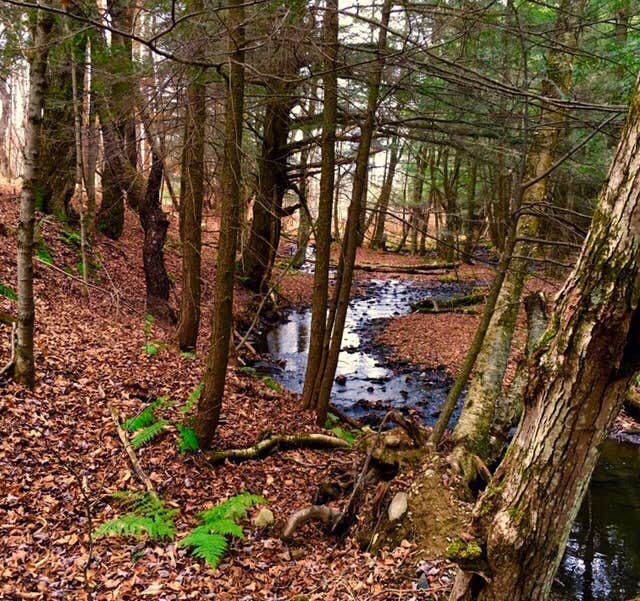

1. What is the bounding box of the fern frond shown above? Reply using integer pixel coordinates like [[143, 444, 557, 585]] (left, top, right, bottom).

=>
[[180, 382, 203, 416], [207, 518, 245, 539], [130, 419, 167, 448], [177, 425, 199, 454], [199, 492, 266, 523], [122, 406, 156, 432], [93, 513, 175, 541], [178, 531, 228, 569]]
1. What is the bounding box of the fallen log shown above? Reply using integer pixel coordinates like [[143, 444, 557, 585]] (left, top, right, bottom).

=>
[[411, 292, 485, 314], [205, 433, 351, 464], [348, 262, 459, 274]]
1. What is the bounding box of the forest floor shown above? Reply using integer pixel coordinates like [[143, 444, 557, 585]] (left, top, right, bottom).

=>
[[0, 190, 638, 600]]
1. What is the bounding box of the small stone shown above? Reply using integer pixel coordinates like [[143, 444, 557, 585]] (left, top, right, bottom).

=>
[[388, 491, 409, 522], [416, 573, 430, 590], [253, 508, 275, 528]]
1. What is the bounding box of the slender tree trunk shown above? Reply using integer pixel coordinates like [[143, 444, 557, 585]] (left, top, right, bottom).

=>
[[462, 159, 478, 261], [302, 0, 338, 410], [195, 0, 244, 447], [177, 7, 206, 350], [449, 75, 640, 601], [310, 0, 393, 424], [371, 139, 399, 250], [15, 13, 53, 387], [292, 144, 312, 269]]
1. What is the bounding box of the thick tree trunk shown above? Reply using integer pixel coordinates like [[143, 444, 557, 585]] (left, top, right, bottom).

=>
[[302, 0, 338, 411], [140, 153, 173, 321], [241, 92, 294, 292], [15, 13, 53, 387], [195, 0, 244, 448], [177, 14, 206, 350], [449, 75, 640, 601]]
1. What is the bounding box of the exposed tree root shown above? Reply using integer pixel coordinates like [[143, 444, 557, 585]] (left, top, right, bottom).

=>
[[388, 410, 428, 446], [205, 433, 351, 464], [282, 505, 344, 541], [448, 446, 492, 495]]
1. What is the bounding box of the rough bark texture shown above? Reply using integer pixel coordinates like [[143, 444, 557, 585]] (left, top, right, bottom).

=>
[[15, 14, 53, 387], [449, 0, 578, 464], [177, 12, 206, 350], [140, 153, 173, 321], [195, 0, 244, 448], [301, 0, 338, 412], [449, 74, 640, 601]]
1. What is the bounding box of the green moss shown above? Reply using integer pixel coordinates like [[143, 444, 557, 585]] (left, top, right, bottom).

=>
[[446, 539, 483, 561]]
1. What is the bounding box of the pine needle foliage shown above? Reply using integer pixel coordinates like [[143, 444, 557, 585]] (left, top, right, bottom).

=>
[[93, 491, 178, 541], [179, 492, 266, 569]]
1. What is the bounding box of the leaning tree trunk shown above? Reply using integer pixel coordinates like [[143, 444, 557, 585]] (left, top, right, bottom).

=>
[[195, 0, 244, 448], [139, 153, 173, 321], [15, 13, 53, 387], [449, 73, 640, 601], [177, 12, 206, 350], [301, 0, 338, 411], [448, 0, 579, 471]]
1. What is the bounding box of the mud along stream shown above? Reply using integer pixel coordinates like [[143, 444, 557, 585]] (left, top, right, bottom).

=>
[[251, 275, 640, 601]]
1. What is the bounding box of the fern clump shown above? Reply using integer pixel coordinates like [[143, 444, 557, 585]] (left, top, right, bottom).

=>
[[94, 491, 178, 542], [177, 424, 199, 454], [179, 492, 266, 569], [131, 419, 168, 449], [123, 397, 171, 449]]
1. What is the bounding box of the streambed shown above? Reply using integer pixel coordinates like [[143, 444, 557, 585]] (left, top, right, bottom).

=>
[[254, 274, 640, 600]]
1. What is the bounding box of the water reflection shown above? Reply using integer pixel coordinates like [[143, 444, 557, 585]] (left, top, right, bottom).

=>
[[557, 440, 640, 600]]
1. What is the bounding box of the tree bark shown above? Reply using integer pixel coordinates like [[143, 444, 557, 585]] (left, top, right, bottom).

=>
[[301, 0, 338, 412], [449, 73, 640, 601], [139, 152, 173, 321], [195, 0, 245, 448], [371, 139, 400, 250], [15, 13, 53, 387], [177, 4, 206, 350]]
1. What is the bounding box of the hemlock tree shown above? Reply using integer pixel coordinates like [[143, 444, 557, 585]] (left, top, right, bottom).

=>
[[449, 73, 640, 601]]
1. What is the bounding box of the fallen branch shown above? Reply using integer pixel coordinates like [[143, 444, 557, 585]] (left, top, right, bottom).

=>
[[411, 292, 485, 314], [328, 403, 364, 429], [0, 322, 16, 379], [109, 404, 156, 495], [282, 505, 344, 541], [347, 262, 459, 274], [205, 433, 351, 464]]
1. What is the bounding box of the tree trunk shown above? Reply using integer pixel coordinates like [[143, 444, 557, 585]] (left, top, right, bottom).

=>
[[301, 0, 338, 411], [310, 0, 393, 425], [462, 160, 478, 261], [177, 10, 206, 350], [241, 91, 295, 292], [449, 0, 579, 468], [140, 153, 173, 321], [449, 74, 640, 601], [371, 139, 399, 250], [15, 13, 53, 387], [195, 0, 244, 448]]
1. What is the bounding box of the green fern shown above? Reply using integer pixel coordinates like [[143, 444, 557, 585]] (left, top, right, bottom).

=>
[[177, 425, 199, 454], [131, 419, 168, 448], [261, 376, 281, 393], [181, 382, 203, 416], [180, 493, 266, 569], [0, 283, 17, 301], [123, 405, 156, 432], [94, 491, 177, 541], [179, 531, 228, 569]]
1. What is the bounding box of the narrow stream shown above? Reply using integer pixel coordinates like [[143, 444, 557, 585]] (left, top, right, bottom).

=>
[[254, 274, 640, 600]]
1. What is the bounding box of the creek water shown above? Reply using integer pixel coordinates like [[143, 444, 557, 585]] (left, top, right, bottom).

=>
[[254, 275, 640, 600]]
